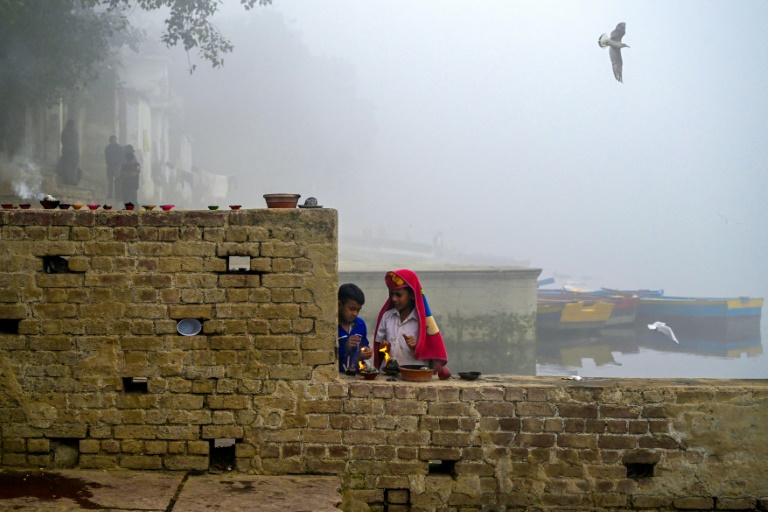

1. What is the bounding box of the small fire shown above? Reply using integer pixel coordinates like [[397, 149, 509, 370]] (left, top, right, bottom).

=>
[[379, 344, 390, 364], [358, 360, 365, 371]]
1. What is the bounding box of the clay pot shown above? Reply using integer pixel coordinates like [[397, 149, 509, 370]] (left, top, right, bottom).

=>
[[263, 194, 300, 208], [399, 365, 434, 382]]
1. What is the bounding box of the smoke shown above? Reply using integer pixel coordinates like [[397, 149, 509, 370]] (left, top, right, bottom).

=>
[[1, 154, 46, 200]]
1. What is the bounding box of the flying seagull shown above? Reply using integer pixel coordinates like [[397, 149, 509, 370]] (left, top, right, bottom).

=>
[[598, 22, 630, 82], [648, 321, 679, 343]]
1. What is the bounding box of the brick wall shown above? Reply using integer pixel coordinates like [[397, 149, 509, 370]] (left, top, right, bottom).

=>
[[2, 209, 767, 511], [0, 208, 338, 471]]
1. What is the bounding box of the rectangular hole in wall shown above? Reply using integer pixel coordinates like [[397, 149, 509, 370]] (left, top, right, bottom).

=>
[[0, 319, 21, 335], [209, 439, 237, 471], [216, 256, 266, 275], [227, 256, 250, 272], [625, 462, 655, 479], [427, 459, 456, 477], [42, 256, 71, 274], [122, 377, 148, 393]]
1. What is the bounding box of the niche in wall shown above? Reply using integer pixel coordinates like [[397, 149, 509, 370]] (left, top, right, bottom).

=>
[[42, 256, 71, 274], [427, 459, 456, 477], [122, 377, 148, 393], [625, 462, 655, 479], [50, 438, 80, 469], [209, 438, 238, 470], [217, 256, 267, 275], [0, 319, 21, 334]]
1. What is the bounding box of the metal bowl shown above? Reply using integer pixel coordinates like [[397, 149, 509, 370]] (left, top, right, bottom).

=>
[[458, 371, 481, 381], [177, 318, 203, 336]]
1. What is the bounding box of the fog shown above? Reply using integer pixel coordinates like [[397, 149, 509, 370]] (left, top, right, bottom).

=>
[[160, 0, 767, 299]]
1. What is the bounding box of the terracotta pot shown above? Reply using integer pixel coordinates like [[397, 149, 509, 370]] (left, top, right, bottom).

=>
[[399, 365, 434, 382], [263, 193, 300, 208]]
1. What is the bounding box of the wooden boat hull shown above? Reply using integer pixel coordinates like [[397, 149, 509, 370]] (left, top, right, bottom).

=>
[[537, 299, 614, 331], [637, 297, 763, 321]]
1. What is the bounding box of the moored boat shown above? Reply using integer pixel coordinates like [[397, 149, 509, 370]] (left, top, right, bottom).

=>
[[537, 290, 615, 331], [636, 296, 763, 321]]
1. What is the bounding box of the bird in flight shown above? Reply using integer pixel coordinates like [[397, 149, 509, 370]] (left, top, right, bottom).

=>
[[598, 22, 630, 82], [648, 321, 679, 343]]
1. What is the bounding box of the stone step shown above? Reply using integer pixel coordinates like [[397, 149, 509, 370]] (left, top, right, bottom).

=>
[[0, 469, 342, 511]]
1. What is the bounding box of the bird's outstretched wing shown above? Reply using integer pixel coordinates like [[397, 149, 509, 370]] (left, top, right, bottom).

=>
[[610, 22, 626, 42], [609, 47, 623, 82], [648, 321, 679, 343]]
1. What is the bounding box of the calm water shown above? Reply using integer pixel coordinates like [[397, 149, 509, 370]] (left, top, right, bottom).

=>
[[535, 320, 766, 380]]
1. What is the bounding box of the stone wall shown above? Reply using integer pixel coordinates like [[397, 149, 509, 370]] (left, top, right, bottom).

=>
[[0, 207, 339, 470], [2, 209, 767, 511]]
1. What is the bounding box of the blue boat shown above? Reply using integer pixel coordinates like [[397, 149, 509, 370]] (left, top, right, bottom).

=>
[[636, 296, 763, 321]]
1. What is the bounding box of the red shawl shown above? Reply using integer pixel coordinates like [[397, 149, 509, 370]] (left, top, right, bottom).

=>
[[373, 269, 449, 377]]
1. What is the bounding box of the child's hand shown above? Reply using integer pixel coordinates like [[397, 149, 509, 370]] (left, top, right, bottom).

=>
[[359, 346, 372, 359], [346, 334, 362, 351], [403, 334, 416, 350]]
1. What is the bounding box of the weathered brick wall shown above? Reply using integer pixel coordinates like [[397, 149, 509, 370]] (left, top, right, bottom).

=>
[[331, 378, 768, 511], [0, 208, 339, 470], [2, 210, 767, 511]]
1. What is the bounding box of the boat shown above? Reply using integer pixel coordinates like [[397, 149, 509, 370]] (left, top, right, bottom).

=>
[[537, 289, 640, 332], [587, 289, 764, 338], [636, 296, 763, 321], [537, 289, 615, 332], [634, 295, 763, 341], [561, 287, 763, 324]]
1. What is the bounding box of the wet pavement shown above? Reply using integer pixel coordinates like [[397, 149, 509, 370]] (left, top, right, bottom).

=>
[[0, 468, 342, 511]]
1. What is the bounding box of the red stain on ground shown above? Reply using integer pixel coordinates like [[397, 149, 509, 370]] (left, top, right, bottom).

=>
[[0, 470, 106, 509]]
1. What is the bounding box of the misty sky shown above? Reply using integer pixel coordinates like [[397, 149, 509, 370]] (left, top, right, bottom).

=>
[[166, 0, 768, 299]]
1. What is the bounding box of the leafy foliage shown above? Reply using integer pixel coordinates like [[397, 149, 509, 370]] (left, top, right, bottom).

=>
[[0, 0, 131, 105], [0, 0, 272, 153], [99, 0, 273, 69]]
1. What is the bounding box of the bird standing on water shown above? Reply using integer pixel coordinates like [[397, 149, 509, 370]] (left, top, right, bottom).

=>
[[598, 22, 630, 82]]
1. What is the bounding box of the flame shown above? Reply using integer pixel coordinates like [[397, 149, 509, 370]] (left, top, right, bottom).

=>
[[379, 343, 390, 364], [358, 360, 365, 371]]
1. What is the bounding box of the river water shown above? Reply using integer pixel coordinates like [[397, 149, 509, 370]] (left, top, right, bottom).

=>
[[534, 319, 766, 380]]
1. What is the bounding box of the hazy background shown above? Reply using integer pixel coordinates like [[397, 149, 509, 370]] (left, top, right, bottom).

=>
[[153, 0, 767, 300]]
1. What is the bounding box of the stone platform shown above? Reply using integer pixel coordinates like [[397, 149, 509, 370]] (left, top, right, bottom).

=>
[[0, 469, 342, 511]]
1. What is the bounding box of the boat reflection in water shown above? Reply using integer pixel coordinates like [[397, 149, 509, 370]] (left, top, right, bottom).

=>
[[536, 318, 764, 379], [535, 290, 764, 379]]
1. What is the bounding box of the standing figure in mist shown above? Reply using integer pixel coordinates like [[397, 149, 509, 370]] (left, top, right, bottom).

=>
[[120, 145, 141, 205], [598, 22, 630, 83], [104, 135, 124, 199], [58, 120, 80, 185]]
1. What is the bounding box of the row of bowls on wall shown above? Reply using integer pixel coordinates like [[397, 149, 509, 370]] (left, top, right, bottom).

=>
[[2, 195, 320, 211]]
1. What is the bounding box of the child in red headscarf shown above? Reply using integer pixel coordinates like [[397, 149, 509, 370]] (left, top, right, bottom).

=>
[[373, 269, 450, 379]]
